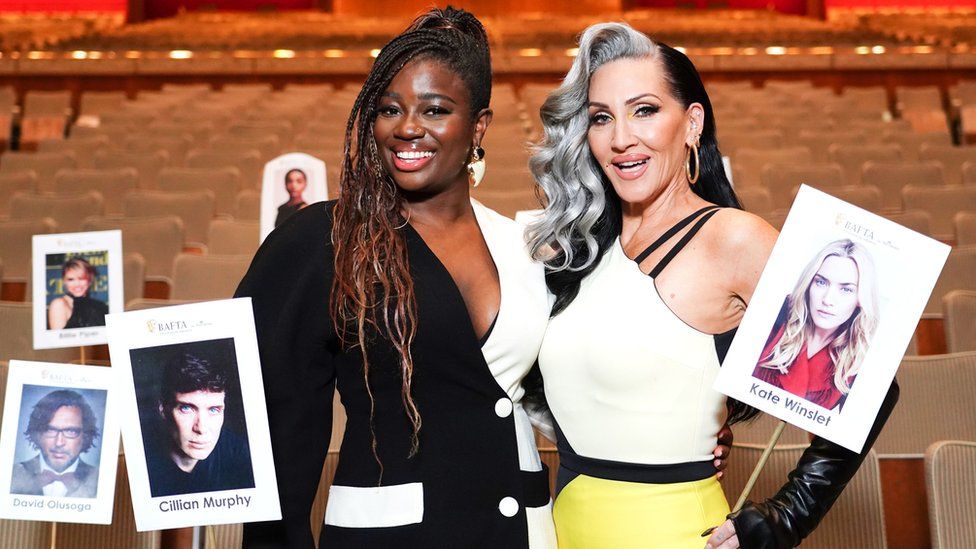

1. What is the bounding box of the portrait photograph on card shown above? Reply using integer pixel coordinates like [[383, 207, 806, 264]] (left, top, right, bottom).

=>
[[107, 298, 280, 531], [715, 185, 950, 453], [130, 338, 254, 498], [260, 152, 328, 242], [32, 231, 123, 350], [0, 361, 120, 524]]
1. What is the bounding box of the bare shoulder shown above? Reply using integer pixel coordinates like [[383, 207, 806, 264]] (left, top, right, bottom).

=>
[[49, 297, 69, 312], [707, 208, 778, 258], [706, 208, 779, 300]]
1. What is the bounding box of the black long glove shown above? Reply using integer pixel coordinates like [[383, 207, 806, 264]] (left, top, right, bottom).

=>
[[729, 380, 900, 548]]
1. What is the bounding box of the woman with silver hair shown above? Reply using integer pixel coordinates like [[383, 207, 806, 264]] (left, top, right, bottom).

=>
[[526, 22, 898, 548], [754, 239, 880, 412]]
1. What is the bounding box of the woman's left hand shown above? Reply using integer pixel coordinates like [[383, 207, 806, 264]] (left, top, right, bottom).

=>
[[714, 423, 733, 479], [705, 519, 739, 549]]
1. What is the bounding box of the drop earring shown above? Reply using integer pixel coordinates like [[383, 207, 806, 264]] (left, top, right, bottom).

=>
[[467, 146, 486, 187]]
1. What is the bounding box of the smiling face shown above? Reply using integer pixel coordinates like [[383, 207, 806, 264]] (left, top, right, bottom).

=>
[[284, 170, 307, 201], [372, 57, 487, 196], [38, 405, 84, 473], [807, 255, 861, 334], [62, 266, 91, 298], [586, 57, 702, 206], [165, 390, 225, 468]]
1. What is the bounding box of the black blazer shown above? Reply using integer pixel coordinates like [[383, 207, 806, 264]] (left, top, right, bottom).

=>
[[236, 201, 553, 548]]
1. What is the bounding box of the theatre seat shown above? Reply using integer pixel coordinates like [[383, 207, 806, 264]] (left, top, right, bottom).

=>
[[875, 352, 976, 456], [724, 443, 886, 548], [957, 211, 976, 245], [943, 291, 976, 353], [0, 171, 37, 216], [925, 440, 976, 549], [9, 191, 104, 233], [169, 254, 250, 301], [0, 302, 79, 364]]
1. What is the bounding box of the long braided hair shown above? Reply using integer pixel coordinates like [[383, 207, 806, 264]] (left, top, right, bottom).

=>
[[330, 7, 492, 472]]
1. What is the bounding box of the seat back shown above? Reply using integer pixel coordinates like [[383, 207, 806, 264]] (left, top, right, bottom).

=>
[[957, 212, 976, 246], [884, 210, 931, 236], [38, 136, 110, 169], [724, 444, 886, 548], [9, 192, 103, 233], [862, 162, 944, 212], [0, 218, 57, 282], [186, 149, 262, 190], [123, 190, 215, 248], [0, 302, 79, 363], [208, 219, 259, 257], [903, 186, 976, 241], [919, 145, 976, 186], [943, 291, 976, 353], [827, 144, 902, 185], [170, 254, 251, 301], [235, 190, 260, 221], [926, 246, 976, 314], [123, 253, 146, 304], [823, 185, 883, 213], [93, 149, 169, 189], [58, 456, 161, 549], [875, 352, 976, 455], [735, 187, 774, 218], [733, 146, 813, 189], [54, 169, 139, 215], [761, 164, 846, 209], [82, 216, 183, 283], [0, 172, 37, 216], [157, 167, 241, 216], [0, 152, 77, 192], [925, 440, 976, 549]]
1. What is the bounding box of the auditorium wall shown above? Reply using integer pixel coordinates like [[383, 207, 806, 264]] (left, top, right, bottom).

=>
[[0, 0, 126, 10], [331, 0, 619, 16], [627, 0, 806, 15]]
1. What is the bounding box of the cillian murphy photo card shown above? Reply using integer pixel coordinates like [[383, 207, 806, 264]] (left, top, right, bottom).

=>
[[32, 231, 123, 350], [0, 361, 120, 524], [106, 298, 280, 531], [260, 152, 328, 243], [714, 185, 950, 453]]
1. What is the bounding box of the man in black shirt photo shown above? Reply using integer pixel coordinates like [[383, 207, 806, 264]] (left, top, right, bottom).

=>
[[144, 350, 254, 497]]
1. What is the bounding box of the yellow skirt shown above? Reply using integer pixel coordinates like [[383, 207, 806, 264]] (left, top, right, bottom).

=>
[[553, 474, 730, 549]]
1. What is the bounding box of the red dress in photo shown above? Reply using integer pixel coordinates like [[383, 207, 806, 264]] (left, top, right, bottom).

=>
[[753, 301, 850, 411]]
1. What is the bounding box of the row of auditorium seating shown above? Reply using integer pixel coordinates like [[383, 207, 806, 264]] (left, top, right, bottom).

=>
[[10, 10, 976, 56], [34, 10, 904, 53]]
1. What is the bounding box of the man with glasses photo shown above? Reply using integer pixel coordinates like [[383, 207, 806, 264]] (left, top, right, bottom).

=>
[[11, 389, 101, 498]]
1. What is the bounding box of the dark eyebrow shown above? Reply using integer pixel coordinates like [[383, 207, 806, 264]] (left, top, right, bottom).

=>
[[588, 93, 662, 109], [418, 92, 457, 105]]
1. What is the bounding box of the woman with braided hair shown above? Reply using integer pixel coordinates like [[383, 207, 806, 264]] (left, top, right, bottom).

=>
[[236, 8, 558, 548]]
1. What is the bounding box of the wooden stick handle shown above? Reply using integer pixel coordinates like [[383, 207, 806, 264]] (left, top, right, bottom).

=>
[[733, 420, 787, 512], [207, 524, 217, 549], [50, 521, 57, 549], [79, 346, 87, 366]]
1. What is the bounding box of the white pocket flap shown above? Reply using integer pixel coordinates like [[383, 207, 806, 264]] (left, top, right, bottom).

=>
[[324, 482, 424, 528]]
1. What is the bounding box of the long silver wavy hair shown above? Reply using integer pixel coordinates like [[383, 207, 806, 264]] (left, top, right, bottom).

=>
[[525, 22, 656, 272]]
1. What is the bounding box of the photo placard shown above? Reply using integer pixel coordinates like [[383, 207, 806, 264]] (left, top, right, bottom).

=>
[[32, 231, 123, 350], [0, 361, 120, 524], [260, 152, 328, 242], [714, 185, 950, 452], [107, 298, 280, 531]]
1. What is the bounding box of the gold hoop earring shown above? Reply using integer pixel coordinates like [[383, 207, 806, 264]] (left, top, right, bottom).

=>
[[393, 209, 411, 230], [686, 140, 700, 185], [467, 146, 486, 187]]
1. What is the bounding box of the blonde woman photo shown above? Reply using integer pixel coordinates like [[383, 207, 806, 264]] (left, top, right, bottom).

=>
[[753, 239, 880, 412]]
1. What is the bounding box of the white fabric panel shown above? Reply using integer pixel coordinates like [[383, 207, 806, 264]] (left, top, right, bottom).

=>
[[324, 482, 424, 528]]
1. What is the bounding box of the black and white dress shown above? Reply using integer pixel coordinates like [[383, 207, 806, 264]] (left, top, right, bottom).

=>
[[236, 199, 556, 548]]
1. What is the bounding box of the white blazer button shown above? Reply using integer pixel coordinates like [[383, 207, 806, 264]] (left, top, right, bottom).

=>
[[498, 496, 519, 517], [494, 398, 513, 418]]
